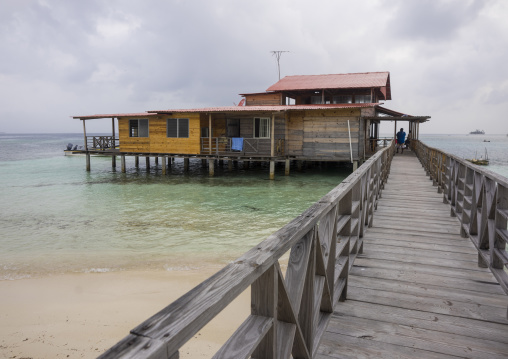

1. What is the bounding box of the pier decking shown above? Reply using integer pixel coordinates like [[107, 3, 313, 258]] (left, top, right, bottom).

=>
[[318, 151, 508, 358]]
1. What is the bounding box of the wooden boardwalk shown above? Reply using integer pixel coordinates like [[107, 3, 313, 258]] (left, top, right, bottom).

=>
[[317, 151, 508, 359]]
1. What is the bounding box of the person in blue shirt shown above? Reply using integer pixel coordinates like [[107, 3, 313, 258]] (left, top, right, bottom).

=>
[[396, 128, 406, 153]]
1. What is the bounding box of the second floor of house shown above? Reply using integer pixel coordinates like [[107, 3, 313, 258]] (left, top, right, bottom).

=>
[[241, 71, 391, 106]]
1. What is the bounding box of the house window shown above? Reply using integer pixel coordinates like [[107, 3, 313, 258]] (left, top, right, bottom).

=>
[[311, 96, 322, 104], [129, 119, 149, 137], [333, 95, 352, 104], [227, 119, 240, 137], [167, 118, 189, 138], [254, 117, 270, 138], [355, 95, 371, 103], [201, 127, 209, 138]]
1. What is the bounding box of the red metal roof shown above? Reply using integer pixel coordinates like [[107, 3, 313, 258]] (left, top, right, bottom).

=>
[[149, 103, 378, 114], [266, 72, 391, 100], [72, 113, 157, 120]]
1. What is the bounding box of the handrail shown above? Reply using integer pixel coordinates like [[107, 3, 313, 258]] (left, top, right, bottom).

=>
[[86, 136, 118, 150], [99, 141, 395, 359], [200, 137, 285, 156], [414, 140, 508, 304]]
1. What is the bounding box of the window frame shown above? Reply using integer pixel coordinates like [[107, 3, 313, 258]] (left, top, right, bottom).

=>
[[253, 117, 270, 139], [355, 94, 372, 104], [167, 118, 189, 138], [333, 95, 353, 104], [129, 119, 149, 137]]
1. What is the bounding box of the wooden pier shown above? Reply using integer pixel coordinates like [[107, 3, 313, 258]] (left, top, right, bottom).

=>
[[99, 141, 508, 359], [317, 151, 508, 358]]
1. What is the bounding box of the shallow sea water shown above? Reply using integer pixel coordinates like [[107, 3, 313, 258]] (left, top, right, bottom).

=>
[[1, 133, 507, 280], [0, 134, 351, 279]]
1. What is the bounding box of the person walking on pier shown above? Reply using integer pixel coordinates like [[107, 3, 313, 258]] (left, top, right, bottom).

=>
[[396, 128, 406, 154]]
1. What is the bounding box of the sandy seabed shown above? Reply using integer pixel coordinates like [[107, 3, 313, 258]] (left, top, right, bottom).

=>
[[0, 270, 250, 359]]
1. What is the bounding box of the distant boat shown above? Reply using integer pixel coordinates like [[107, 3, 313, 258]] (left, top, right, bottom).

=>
[[466, 148, 489, 166], [483, 140, 490, 142], [470, 129, 485, 134]]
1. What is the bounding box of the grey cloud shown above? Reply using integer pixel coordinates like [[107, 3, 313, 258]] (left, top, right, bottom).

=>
[[385, 0, 486, 42]]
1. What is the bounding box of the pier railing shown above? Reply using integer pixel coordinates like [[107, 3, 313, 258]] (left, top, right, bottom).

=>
[[99, 142, 395, 359], [86, 136, 118, 150], [200, 137, 285, 156], [414, 140, 508, 303]]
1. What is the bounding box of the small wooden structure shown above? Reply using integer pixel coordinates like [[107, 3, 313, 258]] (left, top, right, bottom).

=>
[[73, 72, 430, 178]]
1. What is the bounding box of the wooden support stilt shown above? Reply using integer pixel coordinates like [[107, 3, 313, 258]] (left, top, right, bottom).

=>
[[146, 157, 150, 171], [86, 153, 90, 172], [297, 160, 302, 171], [184, 158, 189, 172], [285, 159, 290, 176], [112, 155, 116, 169], [201, 159, 207, 168], [135, 156, 139, 168], [208, 159, 215, 176], [162, 157, 167, 175], [269, 160, 275, 180], [155, 157, 159, 167], [228, 159, 233, 171], [168, 157, 172, 168], [121, 155, 126, 173], [353, 160, 358, 171]]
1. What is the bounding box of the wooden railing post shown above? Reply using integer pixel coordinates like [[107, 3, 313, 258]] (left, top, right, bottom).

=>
[[251, 265, 277, 358]]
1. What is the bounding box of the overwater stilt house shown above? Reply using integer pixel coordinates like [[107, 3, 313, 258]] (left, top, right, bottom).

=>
[[73, 71, 430, 178]]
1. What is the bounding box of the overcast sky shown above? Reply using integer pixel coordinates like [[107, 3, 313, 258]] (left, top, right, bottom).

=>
[[1, 0, 507, 134]]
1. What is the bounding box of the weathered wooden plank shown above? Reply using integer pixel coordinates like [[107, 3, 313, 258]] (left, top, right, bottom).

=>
[[336, 300, 508, 345], [98, 334, 169, 359], [317, 332, 460, 359], [353, 257, 497, 282], [212, 315, 273, 359], [275, 321, 296, 359], [325, 315, 508, 359], [349, 265, 504, 296], [349, 275, 508, 309]]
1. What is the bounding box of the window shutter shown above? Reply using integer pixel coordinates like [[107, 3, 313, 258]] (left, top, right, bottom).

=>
[[178, 119, 189, 138], [138, 119, 149, 137], [167, 119, 178, 137]]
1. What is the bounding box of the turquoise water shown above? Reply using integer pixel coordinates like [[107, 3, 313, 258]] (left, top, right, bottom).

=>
[[0, 134, 350, 280], [1, 133, 507, 281]]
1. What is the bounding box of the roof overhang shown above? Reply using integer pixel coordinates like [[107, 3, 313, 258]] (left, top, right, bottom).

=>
[[72, 113, 157, 120], [363, 106, 430, 123]]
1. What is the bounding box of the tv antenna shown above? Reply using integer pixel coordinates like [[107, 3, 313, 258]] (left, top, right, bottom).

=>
[[271, 51, 289, 80]]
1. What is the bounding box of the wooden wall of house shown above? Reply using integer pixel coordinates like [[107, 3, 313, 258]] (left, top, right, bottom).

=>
[[287, 111, 305, 156], [118, 113, 201, 154], [287, 109, 362, 160], [244, 93, 282, 106]]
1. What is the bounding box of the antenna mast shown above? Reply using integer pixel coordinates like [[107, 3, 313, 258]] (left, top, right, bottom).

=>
[[271, 51, 289, 80]]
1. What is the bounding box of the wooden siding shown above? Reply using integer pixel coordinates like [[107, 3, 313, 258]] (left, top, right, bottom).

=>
[[244, 93, 282, 106], [118, 114, 200, 154], [287, 111, 304, 156], [287, 109, 361, 160]]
